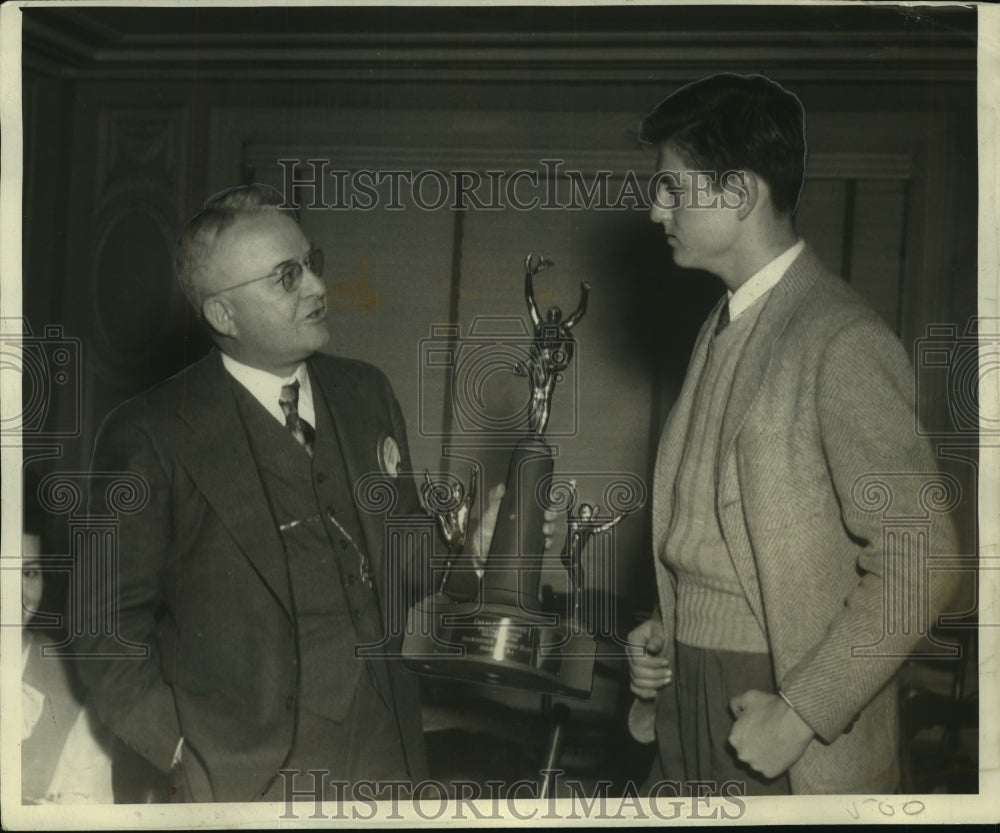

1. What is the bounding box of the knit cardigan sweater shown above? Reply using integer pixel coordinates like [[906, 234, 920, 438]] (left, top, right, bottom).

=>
[[633, 245, 960, 794]]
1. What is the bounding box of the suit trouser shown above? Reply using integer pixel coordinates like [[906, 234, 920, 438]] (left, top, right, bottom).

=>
[[652, 643, 792, 797]]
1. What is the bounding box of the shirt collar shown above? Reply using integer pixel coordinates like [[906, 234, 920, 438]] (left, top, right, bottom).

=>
[[220, 353, 315, 427], [728, 239, 805, 322]]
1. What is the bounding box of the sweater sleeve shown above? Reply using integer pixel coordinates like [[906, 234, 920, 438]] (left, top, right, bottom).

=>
[[779, 317, 962, 741]]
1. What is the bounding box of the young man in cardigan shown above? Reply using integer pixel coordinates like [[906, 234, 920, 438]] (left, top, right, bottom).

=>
[[626, 74, 960, 795]]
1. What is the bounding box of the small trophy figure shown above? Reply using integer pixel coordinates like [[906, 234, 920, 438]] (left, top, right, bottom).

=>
[[515, 254, 591, 436], [423, 467, 478, 555], [563, 497, 630, 631], [422, 467, 478, 592]]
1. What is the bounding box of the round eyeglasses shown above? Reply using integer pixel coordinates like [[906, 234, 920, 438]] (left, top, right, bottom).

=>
[[216, 248, 325, 295]]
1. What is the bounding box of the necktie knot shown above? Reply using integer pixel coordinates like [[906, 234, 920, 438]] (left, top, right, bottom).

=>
[[279, 380, 300, 420], [279, 380, 315, 456]]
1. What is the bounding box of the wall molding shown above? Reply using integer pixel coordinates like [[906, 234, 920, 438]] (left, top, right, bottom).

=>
[[212, 107, 916, 192], [23, 7, 976, 84]]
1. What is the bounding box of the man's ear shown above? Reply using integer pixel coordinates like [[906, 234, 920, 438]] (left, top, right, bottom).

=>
[[735, 170, 761, 221], [202, 296, 238, 338]]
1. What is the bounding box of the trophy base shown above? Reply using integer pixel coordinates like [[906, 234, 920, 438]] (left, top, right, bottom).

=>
[[402, 593, 596, 697]]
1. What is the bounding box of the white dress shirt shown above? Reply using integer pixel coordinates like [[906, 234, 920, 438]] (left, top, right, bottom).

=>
[[220, 353, 316, 428], [727, 238, 805, 322]]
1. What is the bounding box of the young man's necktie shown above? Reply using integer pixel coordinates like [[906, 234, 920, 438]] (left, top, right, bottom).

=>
[[279, 380, 315, 456]]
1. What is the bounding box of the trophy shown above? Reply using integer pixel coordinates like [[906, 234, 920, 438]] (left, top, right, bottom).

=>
[[403, 254, 619, 697]]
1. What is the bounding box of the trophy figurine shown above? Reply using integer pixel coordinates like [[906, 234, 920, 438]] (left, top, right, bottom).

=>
[[403, 255, 600, 697], [562, 494, 630, 632], [422, 467, 478, 593], [515, 254, 590, 439]]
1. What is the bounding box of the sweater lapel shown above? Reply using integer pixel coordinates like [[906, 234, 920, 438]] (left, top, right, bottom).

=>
[[714, 247, 824, 630], [718, 247, 823, 464]]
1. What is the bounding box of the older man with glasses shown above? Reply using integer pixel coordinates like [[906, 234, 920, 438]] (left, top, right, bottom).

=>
[[74, 184, 497, 803]]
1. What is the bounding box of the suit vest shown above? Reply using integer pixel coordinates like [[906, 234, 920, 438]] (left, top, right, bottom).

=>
[[232, 377, 394, 723]]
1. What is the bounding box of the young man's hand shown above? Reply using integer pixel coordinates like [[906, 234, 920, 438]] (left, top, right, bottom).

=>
[[626, 618, 673, 699], [728, 690, 814, 778]]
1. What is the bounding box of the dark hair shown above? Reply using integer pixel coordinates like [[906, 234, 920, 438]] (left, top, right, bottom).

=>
[[639, 73, 806, 217], [174, 183, 297, 313]]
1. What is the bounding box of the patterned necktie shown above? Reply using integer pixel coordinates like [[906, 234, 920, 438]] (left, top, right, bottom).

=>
[[714, 299, 731, 336], [279, 380, 315, 456]]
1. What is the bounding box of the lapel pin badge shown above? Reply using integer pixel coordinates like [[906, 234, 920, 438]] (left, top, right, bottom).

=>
[[378, 434, 401, 478]]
